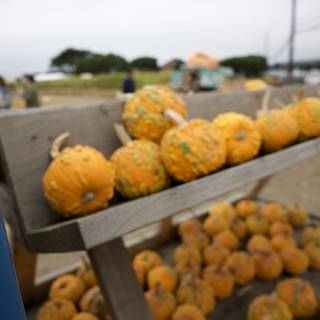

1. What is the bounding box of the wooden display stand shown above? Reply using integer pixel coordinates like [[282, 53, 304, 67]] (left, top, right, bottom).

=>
[[0, 85, 319, 319]]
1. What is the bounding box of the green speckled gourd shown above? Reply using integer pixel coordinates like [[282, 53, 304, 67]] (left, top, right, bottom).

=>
[[123, 85, 188, 143], [160, 119, 226, 182], [111, 140, 169, 198]]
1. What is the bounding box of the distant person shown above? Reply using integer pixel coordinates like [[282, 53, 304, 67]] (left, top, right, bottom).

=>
[[122, 70, 136, 94], [0, 76, 11, 110], [23, 75, 40, 107]]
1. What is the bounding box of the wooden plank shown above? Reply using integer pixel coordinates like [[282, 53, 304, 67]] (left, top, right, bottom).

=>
[[0, 85, 318, 251], [26, 137, 320, 252], [88, 238, 153, 320]]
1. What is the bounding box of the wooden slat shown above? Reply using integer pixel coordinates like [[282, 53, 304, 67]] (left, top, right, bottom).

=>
[[0, 85, 318, 251], [88, 238, 153, 320], [25, 137, 320, 252]]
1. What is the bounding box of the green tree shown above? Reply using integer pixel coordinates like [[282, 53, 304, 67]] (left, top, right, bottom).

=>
[[51, 48, 91, 72], [221, 55, 267, 76], [131, 57, 158, 70]]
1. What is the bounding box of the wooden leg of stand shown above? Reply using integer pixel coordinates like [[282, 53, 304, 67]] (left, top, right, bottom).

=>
[[88, 237, 153, 320], [13, 239, 39, 306], [248, 176, 273, 199], [159, 217, 175, 245]]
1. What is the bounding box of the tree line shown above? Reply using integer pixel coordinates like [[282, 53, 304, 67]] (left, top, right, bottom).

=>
[[51, 48, 159, 74], [51, 48, 269, 76]]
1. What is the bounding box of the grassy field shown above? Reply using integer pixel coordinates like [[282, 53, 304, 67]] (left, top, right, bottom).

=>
[[36, 71, 171, 91]]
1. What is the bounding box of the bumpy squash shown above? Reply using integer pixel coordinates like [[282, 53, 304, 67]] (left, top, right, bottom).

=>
[[79, 286, 108, 319], [225, 251, 255, 285], [145, 286, 176, 320], [248, 294, 293, 320], [261, 203, 288, 225], [203, 243, 230, 266], [161, 119, 226, 182], [43, 133, 115, 217], [269, 222, 293, 238], [76, 262, 97, 289], [235, 199, 257, 218], [256, 110, 299, 152], [244, 79, 268, 91], [111, 140, 169, 198], [178, 219, 202, 237], [147, 265, 177, 292], [305, 242, 320, 270], [247, 235, 272, 253], [132, 250, 163, 276], [287, 204, 309, 227], [49, 274, 85, 303], [123, 85, 188, 143], [252, 250, 283, 280], [202, 264, 235, 299], [37, 298, 77, 320], [246, 215, 268, 236], [279, 246, 309, 275], [288, 97, 320, 140], [276, 278, 317, 318], [231, 218, 248, 239], [214, 230, 239, 250], [176, 276, 215, 316], [72, 313, 99, 320], [213, 112, 261, 164], [182, 231, 209, 251], [271, 235, 296, 252], [172, 304, 205, 320]]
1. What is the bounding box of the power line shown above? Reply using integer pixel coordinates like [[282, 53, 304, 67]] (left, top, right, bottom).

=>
[[299, 13, 320, 27]]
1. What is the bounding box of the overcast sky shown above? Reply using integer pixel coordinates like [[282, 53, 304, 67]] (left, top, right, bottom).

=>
[[1, 0, 320, 78]]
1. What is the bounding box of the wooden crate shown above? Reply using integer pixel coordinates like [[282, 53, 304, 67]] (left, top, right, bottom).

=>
[[0, 85, 319, 319]]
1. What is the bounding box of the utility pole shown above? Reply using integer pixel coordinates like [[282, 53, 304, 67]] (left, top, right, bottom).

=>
[[288, 0, 297, 81], [264, 33, 270, 65]]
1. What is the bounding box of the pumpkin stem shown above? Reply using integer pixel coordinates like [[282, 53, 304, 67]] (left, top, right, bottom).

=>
[[50, 132, 70, 159], [236, 131, 247, 141], [163, 109, 187, 127], [114, 123, 132, 146], [257, 88, 271, 117]]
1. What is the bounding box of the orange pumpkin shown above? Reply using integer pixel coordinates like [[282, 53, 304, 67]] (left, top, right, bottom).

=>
[[276, 278, 318, 318], [43, 133, 115, 217], [231, 218, 248, 239], [37, 298, 77, 320], [260, 203, 288, 225], [287, 204, 309, 227], [269, 222, 293, 238], [305, 242, 320, 270], [213, 112, 262, 164], [247, 294, 293, 320], [247, 235, 272, 253], [145, 286, 176, 320], [214, 230, 239, 250], [176, 276, 215, 315], [49, 274, 85, 303], [172, 304, 206, 320], [235, 199, 257, 218], [251, 250, 283, 280], [132, 250, 163, 276], [110, 140, 169, 198], [79, 286, 108, 319], [225, 251, 255, 285], [288, 97, 320, 140], [178, 219, 202, 237], [279, 246, 309, 275], [203, 243, 230, 266], [147, 265, 177, 292], [256, 109, 299, 152], [161, 119, 226, 182], [202, 264, 235, 299], [72, 313, 99, 320], [246, 215, 268, 236], [123, 85, 188, 143], [271, 235, 296, 252]]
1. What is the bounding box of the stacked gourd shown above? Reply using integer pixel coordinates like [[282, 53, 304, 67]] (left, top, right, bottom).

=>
[[133, 200, 320, 320], [37, 199, 320, 319], [42, 85, 320, 218]]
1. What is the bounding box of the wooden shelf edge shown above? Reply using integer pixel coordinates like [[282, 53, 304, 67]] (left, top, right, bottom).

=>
[[27, 137, 320, 252]]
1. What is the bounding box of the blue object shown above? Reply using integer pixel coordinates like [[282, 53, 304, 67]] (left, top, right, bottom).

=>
[[0, 216, 26, 319], [122, 78, 136, 93]]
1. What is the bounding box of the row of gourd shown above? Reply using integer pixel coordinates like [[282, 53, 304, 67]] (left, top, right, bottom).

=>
[[43, 85, 320, 218], [36, 199, 320, 320]]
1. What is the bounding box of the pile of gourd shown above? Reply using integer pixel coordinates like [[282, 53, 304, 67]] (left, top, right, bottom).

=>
[[43, 85, 320, 218], [37, 200, 320, 320]]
